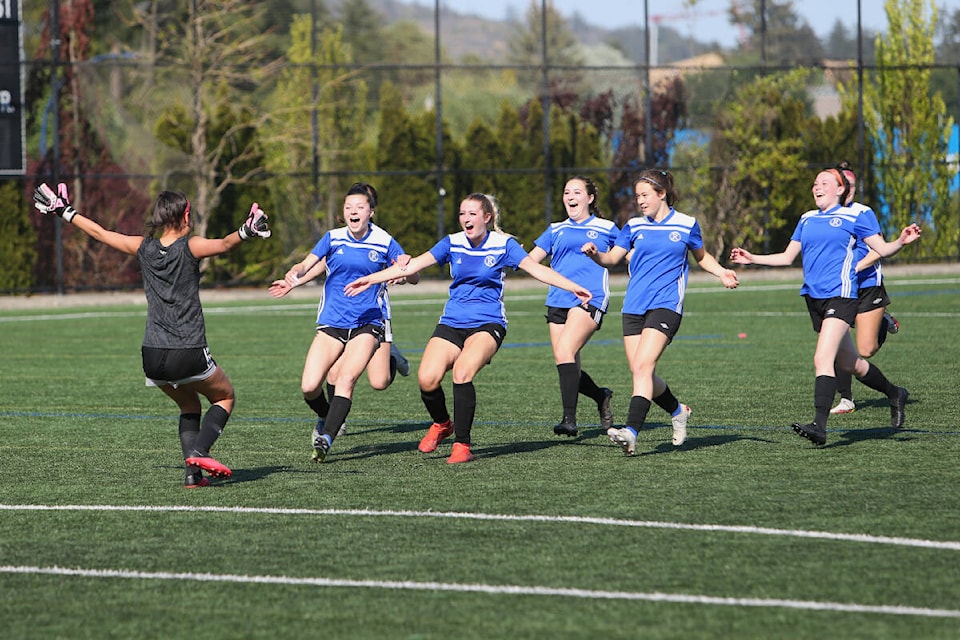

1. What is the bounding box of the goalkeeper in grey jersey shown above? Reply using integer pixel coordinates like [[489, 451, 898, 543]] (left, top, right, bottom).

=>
[[33, 183, 271, 488]]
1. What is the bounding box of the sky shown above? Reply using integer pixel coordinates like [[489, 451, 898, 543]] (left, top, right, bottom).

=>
[[435, 0, 960, 47]]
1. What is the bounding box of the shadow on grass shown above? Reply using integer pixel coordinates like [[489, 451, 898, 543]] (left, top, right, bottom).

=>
[[827, 426, 919, 448]]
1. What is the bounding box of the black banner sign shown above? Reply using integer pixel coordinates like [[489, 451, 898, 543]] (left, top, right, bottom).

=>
[[0, 0, 24, 174]]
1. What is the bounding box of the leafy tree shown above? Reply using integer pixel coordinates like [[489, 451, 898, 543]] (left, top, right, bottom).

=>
[[30, 0, 150, 290], [150, 0, 275, 247], [933, 7, 960, 121], [707, 69, 812, 257], [729, 0, 824, 65], [861, 0, 955, 258], [262, 15, 369, 256], [0, 181, 37, 292]]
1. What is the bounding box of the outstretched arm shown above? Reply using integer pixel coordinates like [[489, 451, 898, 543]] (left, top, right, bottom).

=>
[[345, 251, 438, 296], [862, 223, 922, 259], [190, 203, 271, 259], [581, 242, 628, 266], [691, 248, 739, 289], [269, 255, 326, 298], [34, 184, 144, 255], [518, 256, 592, 305], [729, 241, 801, 267]]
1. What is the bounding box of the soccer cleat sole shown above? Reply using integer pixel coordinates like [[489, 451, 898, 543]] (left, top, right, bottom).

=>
[[185, 454, 232, 478]]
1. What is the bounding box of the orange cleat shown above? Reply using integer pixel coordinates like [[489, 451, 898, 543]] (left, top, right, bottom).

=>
[[446, 442, 474, 464], [418, 419, 453, 453]]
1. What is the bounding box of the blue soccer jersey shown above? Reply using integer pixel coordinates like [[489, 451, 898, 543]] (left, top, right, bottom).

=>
[[311, 224, 405, 328], [790, 204, 882, 299], [847, 201, 885, 289], [615, 208, 703, 315], [534, 215, 618, 311], [429, 230, 529, 328]]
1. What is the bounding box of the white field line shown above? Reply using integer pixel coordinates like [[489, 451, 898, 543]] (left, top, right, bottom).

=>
[[0, 564, 957, 619], [2, 504, 959, 551]]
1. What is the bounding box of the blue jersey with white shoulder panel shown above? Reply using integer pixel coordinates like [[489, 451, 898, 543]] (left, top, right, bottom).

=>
[[846, 201, 885, 289], [615, 209, 703, 315], [533, 215, 618, 311], [790, 204, 882, 299], [429, 231, 529, 328], [311, 224, 404, 328]]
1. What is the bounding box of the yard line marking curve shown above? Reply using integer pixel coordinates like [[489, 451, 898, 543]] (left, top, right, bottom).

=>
[[1, 565, 958, 619], [3, 504, 959, 551]]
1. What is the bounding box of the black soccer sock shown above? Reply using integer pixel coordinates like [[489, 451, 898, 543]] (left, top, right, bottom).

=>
[[857, 362, 896, 398], [305, 392, 329, 418], [557, 363, 580, 421], [578, 369, 604, 404], [323, 395, 352, 441], [389, 354, 398, 385], [878, 316, 889, 348], [326, 382, 336, 403], [835, 369, 853, 401], [178, 413, 202, 469], [452, 381, 477, 445], [420, 386, 450, 425], [653, 385, 680, 416], [814, 375, 836, 428], [193, 404, 230, 455], [626, 395, 652, 431]]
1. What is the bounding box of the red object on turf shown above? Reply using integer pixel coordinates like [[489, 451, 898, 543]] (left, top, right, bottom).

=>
[[446, 442, 474, 464], [185, 454, 232, 478], [418, 419, 453, 453]]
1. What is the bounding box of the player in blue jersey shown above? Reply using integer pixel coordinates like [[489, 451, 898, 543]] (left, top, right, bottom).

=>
[[345, 193, 592, 464], [582, 169, 739, 456], [33, 184, 271, 487], [527, 176, 618, 438], [277, 183, 415, 463], [829, 161, 900, 415], [730, 169, 921, 445], [269, 185, 417, 438]]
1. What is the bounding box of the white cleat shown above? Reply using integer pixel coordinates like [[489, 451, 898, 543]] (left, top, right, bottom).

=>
[[830, 398, 856, 415], [672, 404, 692, 446], [609, 427, 637, 457]]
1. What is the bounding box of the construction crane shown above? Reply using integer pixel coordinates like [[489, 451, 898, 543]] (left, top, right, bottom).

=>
[[649, 1, 748, 65]]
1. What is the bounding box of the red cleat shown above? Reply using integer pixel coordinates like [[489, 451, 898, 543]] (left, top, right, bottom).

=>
[[185, 452, 232, 478], [446, 442, 474, 464], [418, 419, 453, 453]]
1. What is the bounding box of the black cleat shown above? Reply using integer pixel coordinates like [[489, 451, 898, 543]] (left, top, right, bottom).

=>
[[890, 387, 909, 429], [598, 388, 614, 431], [553, 418, 578, 437], [792, 422, 826, 446]]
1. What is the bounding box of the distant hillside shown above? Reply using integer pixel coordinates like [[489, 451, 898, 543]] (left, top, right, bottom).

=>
[[325, 0, 720, 64]]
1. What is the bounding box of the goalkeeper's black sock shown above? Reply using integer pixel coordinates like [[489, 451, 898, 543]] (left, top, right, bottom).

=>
[[193, 404, 230, 454], [178, 413, 202, 468], [324, 396, 352, 441], [420, 386, 450, 425]]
